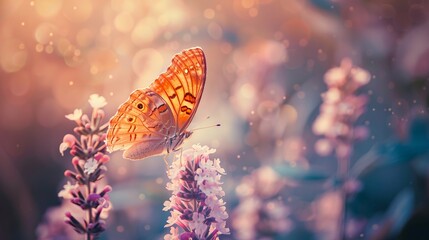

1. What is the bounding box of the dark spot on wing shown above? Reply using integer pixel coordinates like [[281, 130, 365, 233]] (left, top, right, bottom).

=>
[[184, 92, 196, 104], [180, 106, 192, 115], [127, 124, 135, 133], [158, 103, 168, 113]]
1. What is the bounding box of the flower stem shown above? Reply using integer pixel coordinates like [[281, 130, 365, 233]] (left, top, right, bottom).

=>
[[87, 131, 93, 240], [338, 141, 351, 240], [339, 185, 348, 240], [87, 181, 92, 240], [336, 169, 348, 240]]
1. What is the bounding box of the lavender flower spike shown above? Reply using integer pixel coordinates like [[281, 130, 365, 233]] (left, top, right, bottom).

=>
[[58, 94, 112, 240], [163, 144, 230, 240], [312, 59, 370, 239]]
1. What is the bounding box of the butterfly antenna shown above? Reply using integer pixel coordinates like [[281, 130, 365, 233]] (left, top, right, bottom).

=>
[[191, 116, 220, 132], [191, 123, 221, 132]]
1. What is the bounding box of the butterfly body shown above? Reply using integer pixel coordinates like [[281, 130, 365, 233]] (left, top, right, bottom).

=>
[[107, 48, 206, 160]]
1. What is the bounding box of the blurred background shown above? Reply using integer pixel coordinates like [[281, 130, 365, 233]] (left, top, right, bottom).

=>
[[1, 0, 429, 239]]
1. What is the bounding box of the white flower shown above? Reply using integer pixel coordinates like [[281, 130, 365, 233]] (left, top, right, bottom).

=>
[[189, 212, 207, 237], [167, 162, 185, 181], [88, 94, 107, 109], [216, 221, 230, 235], [205, 195, 223, 208], [166, 181, 181, 195], [58, 181, 79, 199], [165, 210, 181, 227], [199, 158, 215, 170], [163, 196, 176, 211], [192, 144, 216, 158], [65, 109, 82, 121], [213, 158, 226, 175], [198, 178, 220, 196], [83, 158, 98, 175], [59, 143, 70, 156], [164, 227, 179, 240], [164, 145, 229, 239], [195, 160, 224, 196], [208, 198, 229, 222]]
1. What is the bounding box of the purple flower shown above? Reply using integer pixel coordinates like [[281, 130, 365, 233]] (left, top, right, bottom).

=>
[[57, 94, 112, 239], [163, 144, 230, 240]]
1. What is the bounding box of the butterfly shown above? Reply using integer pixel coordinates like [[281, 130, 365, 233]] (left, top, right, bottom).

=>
[[106, 47, 206, 160]]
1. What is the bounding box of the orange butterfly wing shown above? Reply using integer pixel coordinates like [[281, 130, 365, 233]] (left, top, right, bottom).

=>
[[107, 47, 206, 160], [149, 47, 206, 133], [107, 89, 175, 159]]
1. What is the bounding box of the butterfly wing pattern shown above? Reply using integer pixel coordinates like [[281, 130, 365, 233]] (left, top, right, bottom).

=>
[[150, 48, 206, 133], [107, 48, 206, 160]]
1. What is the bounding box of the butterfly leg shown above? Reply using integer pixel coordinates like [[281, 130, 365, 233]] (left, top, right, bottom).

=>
[[163, 153, 170, 171], [175, 147, 183, 163], [173, 147, 183, 165]]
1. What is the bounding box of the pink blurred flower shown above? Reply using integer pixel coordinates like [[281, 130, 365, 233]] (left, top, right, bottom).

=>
[[313, 60, 370, 240], [313, 59, 370, 158], [351, 67, 370, 86], [314, 138, 333, 156], [343, 178, 362, 195], [232, 166, 293, 239], [163, 144, 230, 239], [314, 190, 343, 239], [324, 67, 347, 87]]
